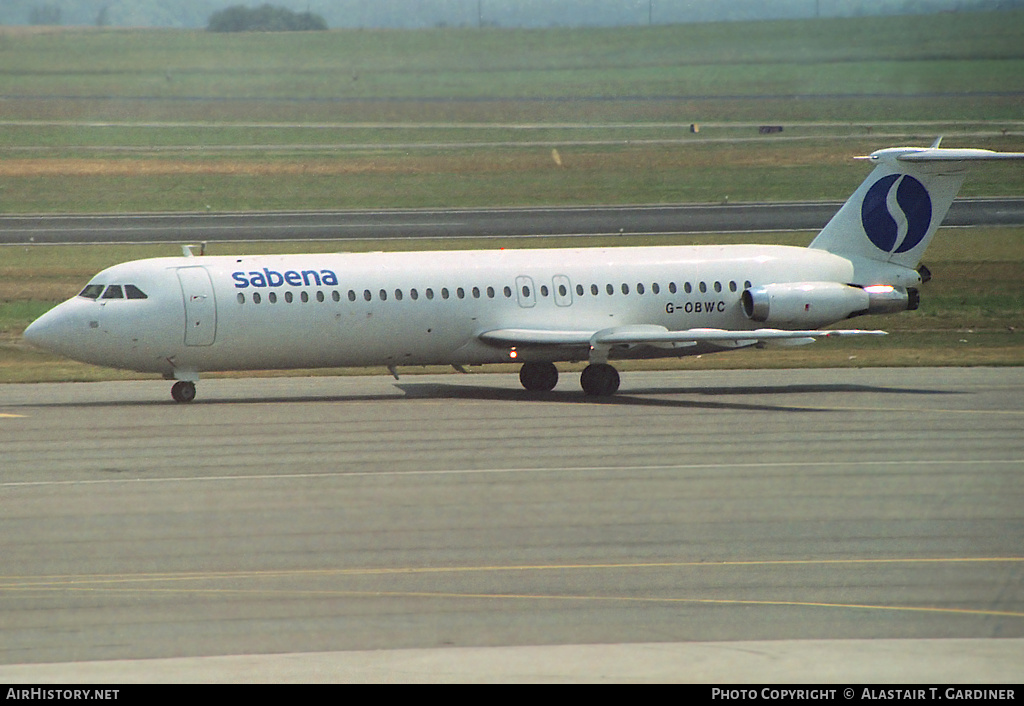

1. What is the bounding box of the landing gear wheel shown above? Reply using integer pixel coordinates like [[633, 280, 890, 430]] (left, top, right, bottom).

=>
[[580, 363, 620, 397], [519, 362, 559, 392], [171, 380, 197, 403]]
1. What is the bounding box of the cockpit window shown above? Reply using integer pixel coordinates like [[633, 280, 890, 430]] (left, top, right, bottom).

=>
[[79, 283, 147, 300], [79, 284, 105, 299]]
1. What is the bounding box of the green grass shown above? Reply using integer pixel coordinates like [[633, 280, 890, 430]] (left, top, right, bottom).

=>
[[3, 137, 1023, 213], [0, 10, 1022, 122], [3, 13, 1023, 90], [1, 12, 1022, 215], [0, 300, 53, 334]]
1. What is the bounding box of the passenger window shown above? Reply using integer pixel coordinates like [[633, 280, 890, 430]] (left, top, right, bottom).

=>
[[347, 290, 356, 301], [411, 289, 419, 300], [101, 285, 124, 299], [684, 283, 692, 294], [699, 282, 707, 293], [332, 291, 340, 302], [79, 284, 105, 299], [487, 286, 495, 298], [426, 288, 435, 300], [669, 282, 677, 294], [636, 283, 645, 295], [363, 290, 372, 302], [504, 286, 512, 298], [237, 293, 245, 304], [316, 291, 324, 303], [269, 292, 278, 304], [621, 283, 629, 295], [576, 284, 584, 296], [395, 289, 403, 301], [606, 284, 614, 295], [652, 283, 660, 294], [558, 284, 568, 297], [472, 287, 480, 299], [253, 292, 262, 304], [591, 284, 599, 296], [285, 292, 293, 303], [714, 281, 722, 293], [540, 285, 549, 297], [442, 288, 450, 300], [125, 285, 148, 299]]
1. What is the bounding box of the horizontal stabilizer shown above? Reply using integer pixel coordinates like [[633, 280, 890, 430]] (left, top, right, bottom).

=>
[[893, 148, 1024, 162], [855, 147, 1024, 163]]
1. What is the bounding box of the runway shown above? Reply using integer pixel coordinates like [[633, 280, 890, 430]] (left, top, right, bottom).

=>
[[1, 367, 1022, 682], [1, 198, 1023, 244]]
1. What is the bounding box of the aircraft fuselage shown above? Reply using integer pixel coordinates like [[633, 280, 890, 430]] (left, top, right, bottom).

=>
[[27, 244, 854, 379]]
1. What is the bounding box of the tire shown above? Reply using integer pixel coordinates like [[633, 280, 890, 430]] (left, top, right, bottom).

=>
[[519, 362, 559, 392], [580, 363, 620, 397], [171, 380, 197, 403]]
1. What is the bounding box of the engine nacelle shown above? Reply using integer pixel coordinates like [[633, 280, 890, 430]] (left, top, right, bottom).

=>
[[859, 284, 919, 317], [742, 282, 917, 327]]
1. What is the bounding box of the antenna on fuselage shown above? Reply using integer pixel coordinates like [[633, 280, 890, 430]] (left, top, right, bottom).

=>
[[181, 242, 207, 257]]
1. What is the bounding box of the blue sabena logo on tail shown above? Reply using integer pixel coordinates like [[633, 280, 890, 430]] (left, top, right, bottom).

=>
[[861, 174, 932, 254]]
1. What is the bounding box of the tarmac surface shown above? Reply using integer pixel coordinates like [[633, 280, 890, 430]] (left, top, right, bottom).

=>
[[1, 367, 1022, 682], [1, 198, 1022, 244]]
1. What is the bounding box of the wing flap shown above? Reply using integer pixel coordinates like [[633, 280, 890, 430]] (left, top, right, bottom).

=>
[[478, 328, 594, 346]]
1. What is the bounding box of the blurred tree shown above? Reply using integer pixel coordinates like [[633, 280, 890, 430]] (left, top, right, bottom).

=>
[[207, 4, 328, 31], [29, 3, 62, 24]]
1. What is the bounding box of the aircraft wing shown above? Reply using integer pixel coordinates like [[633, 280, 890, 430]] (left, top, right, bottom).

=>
[[479, 325, 886, 349]]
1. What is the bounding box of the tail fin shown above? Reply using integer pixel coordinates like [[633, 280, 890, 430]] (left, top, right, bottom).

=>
[[809, 142, 1024, 285]]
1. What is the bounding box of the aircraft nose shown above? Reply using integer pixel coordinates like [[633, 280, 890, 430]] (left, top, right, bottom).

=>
[[24, 306, 71, 354]]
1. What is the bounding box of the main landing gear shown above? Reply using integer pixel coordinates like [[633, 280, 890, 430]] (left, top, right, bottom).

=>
[[579, 363, 620, 397], [171, 380, 196, 403], [518, 362, 621, 397], [519, 361, 559, 392]]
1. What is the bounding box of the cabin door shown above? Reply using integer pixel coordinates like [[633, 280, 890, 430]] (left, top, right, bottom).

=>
[[177, 267, 217, 346], [515, 276, 536, 308], [552, 275, 573, 307]]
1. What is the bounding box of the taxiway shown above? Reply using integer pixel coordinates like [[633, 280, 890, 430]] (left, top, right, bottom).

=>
[[2, 199, 1023, 244], [1, 367, 1022, 681]]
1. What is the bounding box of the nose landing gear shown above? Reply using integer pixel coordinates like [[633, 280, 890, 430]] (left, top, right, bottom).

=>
[[171, 380, 196, 403]]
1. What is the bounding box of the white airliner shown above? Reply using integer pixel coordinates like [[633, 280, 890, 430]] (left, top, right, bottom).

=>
[[24, 141, 1024, 402]]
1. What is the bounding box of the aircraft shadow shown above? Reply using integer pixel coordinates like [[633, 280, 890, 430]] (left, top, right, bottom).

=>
[[393, 381, 955, 412], [6, 392, 404, 410], [624, 383, 958, 397], [7, 380, 956, 411]]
